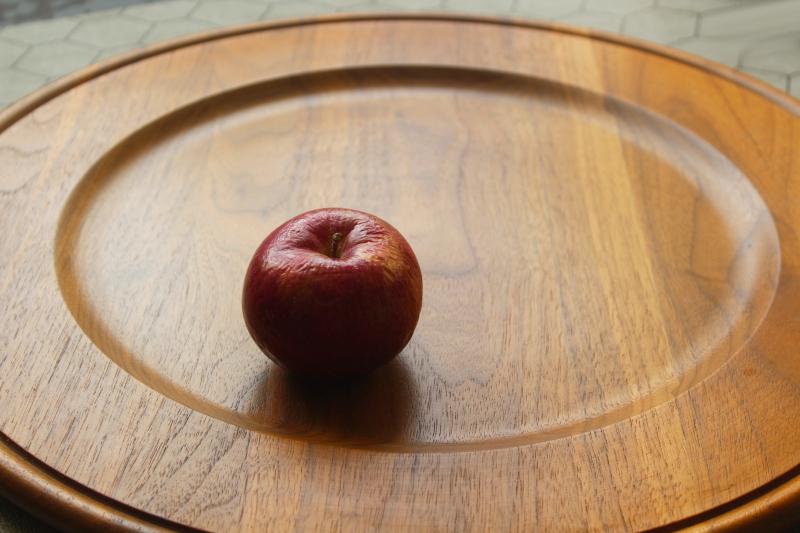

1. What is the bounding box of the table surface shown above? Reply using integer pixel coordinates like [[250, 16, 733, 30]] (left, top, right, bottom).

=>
[[0, 0, 799, 530]]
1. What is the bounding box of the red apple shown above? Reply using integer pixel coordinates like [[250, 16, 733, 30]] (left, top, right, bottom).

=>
[[242, 208, 423, 380]]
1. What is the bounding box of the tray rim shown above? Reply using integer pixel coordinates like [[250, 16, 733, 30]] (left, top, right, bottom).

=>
[[0, 12, 798, 532]]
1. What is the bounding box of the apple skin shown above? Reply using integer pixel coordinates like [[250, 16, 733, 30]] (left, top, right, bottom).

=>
[[242, 208, 423, 380]]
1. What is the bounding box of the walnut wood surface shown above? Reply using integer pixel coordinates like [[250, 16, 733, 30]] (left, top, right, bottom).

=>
[[0, 14, 799, 532]]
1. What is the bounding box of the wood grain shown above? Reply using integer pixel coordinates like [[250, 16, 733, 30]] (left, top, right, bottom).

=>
[[0, 14, 799, 531]]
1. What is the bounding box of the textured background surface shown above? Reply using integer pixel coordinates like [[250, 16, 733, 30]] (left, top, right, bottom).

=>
[[0, 0, 798, 530], [1, 0, 800, 108]]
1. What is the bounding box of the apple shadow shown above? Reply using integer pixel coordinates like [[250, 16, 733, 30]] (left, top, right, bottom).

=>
[[257, 357, 416, 448]]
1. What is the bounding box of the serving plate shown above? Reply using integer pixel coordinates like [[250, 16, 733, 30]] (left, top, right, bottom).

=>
[[0, 14, 799, 531]]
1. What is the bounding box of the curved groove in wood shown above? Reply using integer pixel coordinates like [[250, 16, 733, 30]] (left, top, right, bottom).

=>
[[648, 463, 800, 531], [0, 13, 797, 137], [53, 64, 781, 452], [0, 434, 203, 532]]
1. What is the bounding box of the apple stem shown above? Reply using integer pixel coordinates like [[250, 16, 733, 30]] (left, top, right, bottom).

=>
[[330, 232, 344, 259]]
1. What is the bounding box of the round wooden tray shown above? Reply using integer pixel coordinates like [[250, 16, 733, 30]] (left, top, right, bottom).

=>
[[1, 14, 799, 531]]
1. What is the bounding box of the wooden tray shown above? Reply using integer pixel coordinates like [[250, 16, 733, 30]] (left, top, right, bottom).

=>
[[1, 14, 799, 531]]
